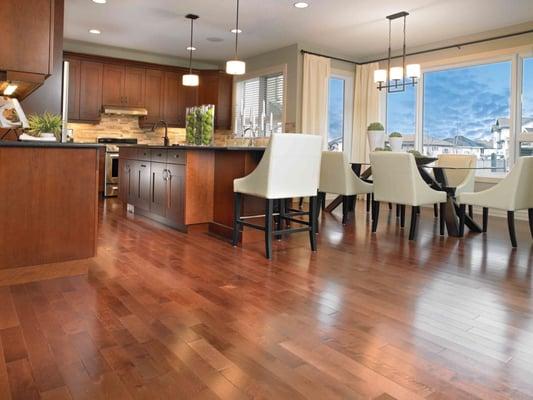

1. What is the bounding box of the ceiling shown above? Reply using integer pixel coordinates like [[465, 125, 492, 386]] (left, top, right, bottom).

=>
[[64, 0, 533, 63]]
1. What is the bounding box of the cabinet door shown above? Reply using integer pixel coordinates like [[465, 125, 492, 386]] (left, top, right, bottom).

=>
[[67, 58, 81, 121], [163, 71, 180, 126], [166, 164, 185, 226], [79, 61, 103, 121], [150, 162, 167, 217], [102, 64, 125, 106], [124, 67, 145, 107], [137, 161, 151, 211], [216, 72, 233, 130], [119, 158, 132, 203], [0, 0, 52, 75], [143, 69, 163, 125]]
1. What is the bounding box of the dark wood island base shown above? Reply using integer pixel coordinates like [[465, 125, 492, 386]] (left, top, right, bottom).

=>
[[119, 145, 265, 242]]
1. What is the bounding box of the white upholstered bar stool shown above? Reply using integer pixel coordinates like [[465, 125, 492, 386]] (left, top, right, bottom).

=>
[[457, 156, 533, 247], [433, 154, 477, 217], [318, 151, 373, 225], [370, 152, 447, 240], [232, 133, 323, 259]]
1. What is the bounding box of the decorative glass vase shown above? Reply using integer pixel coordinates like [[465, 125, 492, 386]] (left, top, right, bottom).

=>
[[185, 105, 215, 146]]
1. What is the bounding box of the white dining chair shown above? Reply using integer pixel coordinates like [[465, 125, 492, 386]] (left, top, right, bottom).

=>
[[318, 151, 373, 225], [370, 152, 447, 240], [457, 156, 533, 247], [232, 133, 323, 259], [433, 154, 477, 217]]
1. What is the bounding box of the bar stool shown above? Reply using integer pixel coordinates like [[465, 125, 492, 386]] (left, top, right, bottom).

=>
[[318, 151, 373, 225], [232, 133, 323, 259]]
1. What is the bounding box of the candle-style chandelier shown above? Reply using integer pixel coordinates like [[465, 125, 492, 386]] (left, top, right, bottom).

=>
[[373, 11, 421, 92]]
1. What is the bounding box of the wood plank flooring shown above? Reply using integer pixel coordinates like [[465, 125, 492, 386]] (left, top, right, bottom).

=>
[[1, 198, 533, 399]]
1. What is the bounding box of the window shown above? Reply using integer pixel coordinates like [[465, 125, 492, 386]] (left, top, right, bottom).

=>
[[327, 74, 353, 153], [520, 57, 533, 156], [327, 77, 345, 151], [235, 72, 284, 135], [386, 85, 416, 150], [422, 61, 512, 172]]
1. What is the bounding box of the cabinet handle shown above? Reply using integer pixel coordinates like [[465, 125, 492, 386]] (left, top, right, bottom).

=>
[[152, 172, 156, 202], [167, 170, 172, 209]]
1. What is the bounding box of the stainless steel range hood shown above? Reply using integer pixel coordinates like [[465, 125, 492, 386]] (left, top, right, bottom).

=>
[[102, 105, 148, 116]]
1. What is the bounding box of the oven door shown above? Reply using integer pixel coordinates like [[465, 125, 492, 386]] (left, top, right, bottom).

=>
[[105, 153, 120, 184]]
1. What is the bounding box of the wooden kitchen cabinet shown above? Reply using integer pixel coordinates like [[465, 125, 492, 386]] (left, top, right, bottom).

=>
[[143, 69, 164, 125], [199, 71, 233, 130], [150, 162, 168, 218], [79, 61, 103, 121], [1, 0, 55, 76], [163, 71, 180, 126], [166, 163, 186, 226], [67, 58, 81, 120], [103, 65, 145, 107]]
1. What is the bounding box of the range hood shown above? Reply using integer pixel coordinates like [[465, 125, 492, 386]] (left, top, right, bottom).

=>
[[102, 105, 148, 116], [0, 71, 46, 100]]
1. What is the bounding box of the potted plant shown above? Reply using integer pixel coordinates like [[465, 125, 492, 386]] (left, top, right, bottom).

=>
[[388, 132, 403, 152], [27, 112, 62, 141], [367, 122, 385, 151]]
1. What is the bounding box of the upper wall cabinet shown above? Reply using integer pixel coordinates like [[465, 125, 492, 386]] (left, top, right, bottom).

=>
[[102, 65, 146, 107], [79, 61, 103, 121], [143, 69, 164, 125], [199, 71, 233, 130], [1, 0, 54, 76]]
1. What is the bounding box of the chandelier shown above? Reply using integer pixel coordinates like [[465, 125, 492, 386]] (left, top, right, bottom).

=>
[[373, 11, 420, 92]]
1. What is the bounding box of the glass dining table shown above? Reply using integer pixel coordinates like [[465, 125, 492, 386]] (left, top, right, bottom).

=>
[[323, 158, 504, 237]]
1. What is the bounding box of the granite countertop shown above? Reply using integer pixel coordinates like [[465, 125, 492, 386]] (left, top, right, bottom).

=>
[[0, 141, 104, 149], [119, 144, 266, 151]]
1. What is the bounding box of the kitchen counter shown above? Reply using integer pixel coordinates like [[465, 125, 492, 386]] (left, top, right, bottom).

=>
[[0, 145, 99, 285], [119, 144, 266, 151], [119, 145, 265, 241], [0, 141, 104, 149]]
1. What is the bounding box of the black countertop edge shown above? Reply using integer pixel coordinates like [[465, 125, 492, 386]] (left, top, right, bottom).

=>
[[0, 141, 104, 149], [118, 144, 266, 151]]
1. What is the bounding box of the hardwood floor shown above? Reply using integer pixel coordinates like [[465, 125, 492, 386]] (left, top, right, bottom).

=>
[[1, 198, 533, 399]]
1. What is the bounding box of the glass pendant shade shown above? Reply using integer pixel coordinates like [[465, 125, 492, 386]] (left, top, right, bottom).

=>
[[182, 74, 199, 87], [389, 67, 403, 81], [406, 63, 421, 78], [373, 69, 387, 83], [226, 60, 246, 75]]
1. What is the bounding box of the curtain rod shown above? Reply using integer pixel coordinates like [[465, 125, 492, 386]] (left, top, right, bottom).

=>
[[300, 28, 533, 66]]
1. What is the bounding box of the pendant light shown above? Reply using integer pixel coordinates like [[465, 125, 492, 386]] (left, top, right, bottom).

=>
[[183, 14, 199, 87], [226, 0, 246, 75], [373, 11, 420, 92]]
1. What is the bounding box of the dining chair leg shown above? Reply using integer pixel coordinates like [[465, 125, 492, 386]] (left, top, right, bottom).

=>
[[459, 204, 466, 237], [482, 207, 489, 233], [309, 196, 318, 251], [342, 196, 349, 225], [439, 202, 446, 236], [468, 205, 474, 218], [408, 206, 419, 240], [388, 203, 393, 210], [396, 204, 400, 219], [371, 200, 380, 233], [298, 197, 304, 210], [433, 204, 439, 218], [232, 193, 242, 246], [265, 199, 274, 259], [507, 211, 517, 248], [529, 208, 533, 239], [317, 192, 325, 219], [276, 199, 286, 240], [366, 193, 371, 213], [416, 206, 420, 215], [400, 205, 406, 228]]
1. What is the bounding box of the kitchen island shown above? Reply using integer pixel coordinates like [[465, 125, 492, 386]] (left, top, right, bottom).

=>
[[0, 142, 101, 285], [119, 145, 265, 241]]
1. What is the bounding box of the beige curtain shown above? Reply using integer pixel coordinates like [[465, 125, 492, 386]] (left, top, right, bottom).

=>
[[301, 54, 330, 148], [352, 62, 381, 162]]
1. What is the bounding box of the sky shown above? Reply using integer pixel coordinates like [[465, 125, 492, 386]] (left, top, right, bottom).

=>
[[328, 77, 345, 144], [387, 58, 533, 140]]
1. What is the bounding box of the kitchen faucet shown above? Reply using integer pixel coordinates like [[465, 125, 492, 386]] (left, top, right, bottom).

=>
[[153, 120, 169, 146]]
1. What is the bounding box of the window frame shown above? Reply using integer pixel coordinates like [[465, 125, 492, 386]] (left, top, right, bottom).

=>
[[232, 64, 288, 134], [384, 52, 529, 178], [328, 68, 354, 156]]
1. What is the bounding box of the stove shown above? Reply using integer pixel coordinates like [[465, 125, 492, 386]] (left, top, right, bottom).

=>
[[97, 138, 138, 197]]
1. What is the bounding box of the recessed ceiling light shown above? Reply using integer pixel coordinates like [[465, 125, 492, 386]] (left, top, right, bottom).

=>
[[231, 28, 242, 34], [186, 46, 196, 51], [88, 29, 101, 34], [294, 2, 309, 8], [92, 0, 106, 3]]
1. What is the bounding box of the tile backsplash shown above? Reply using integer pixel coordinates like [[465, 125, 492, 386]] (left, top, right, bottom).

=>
[[68, 114, 185, 145]]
